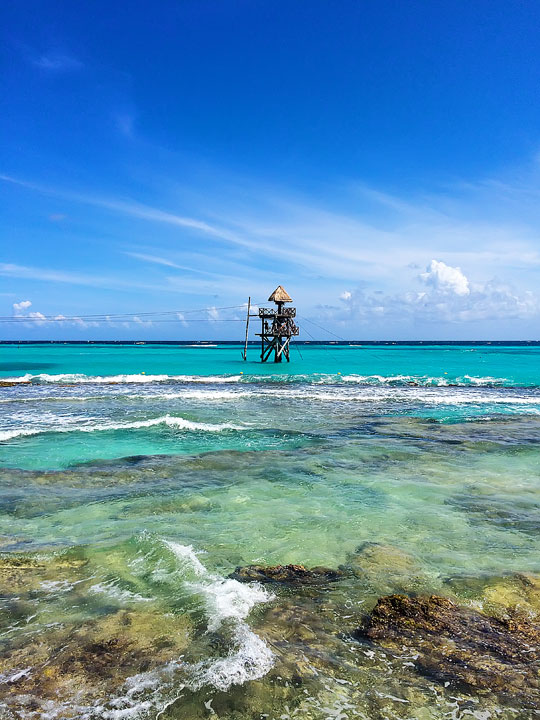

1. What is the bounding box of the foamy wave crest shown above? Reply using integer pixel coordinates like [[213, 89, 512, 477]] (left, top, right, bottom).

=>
[[3, 373, 243, 384], [98, 537, 274, 717], [161, 540, 274, 691], [265, 386, 540, 405], [187, 625, 274, 692], [340, 373, 511, 387], [0, 415, 244, 442], [163, 540, 273, 630], [142, 389, 251, 401], [462, 374, 509, 385], [0, 389, 251, 404], [341, 373, 415, 384], [0, 371, 520, 388]]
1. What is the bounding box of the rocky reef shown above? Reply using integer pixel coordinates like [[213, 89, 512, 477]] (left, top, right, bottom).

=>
[[2, 542, 540, 719], [356, 593, 540, 708]]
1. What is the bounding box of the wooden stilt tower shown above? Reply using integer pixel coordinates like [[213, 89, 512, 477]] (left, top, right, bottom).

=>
[[256, 286, 299, 362]]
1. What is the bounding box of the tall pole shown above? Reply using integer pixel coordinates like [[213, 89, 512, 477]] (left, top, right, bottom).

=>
[[242, 296, 251, 360]]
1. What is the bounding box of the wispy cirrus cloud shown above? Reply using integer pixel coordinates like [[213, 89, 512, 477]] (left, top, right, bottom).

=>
[[124, 251, 221, 276], [2, 172, 526, 287], [31, 51, 83, 73], [4, 161, 540, 332], [0, 262, 164, 293], [0, 175, 242, 245], [0, 260, 270, 301], [1, 262, 106, 287]]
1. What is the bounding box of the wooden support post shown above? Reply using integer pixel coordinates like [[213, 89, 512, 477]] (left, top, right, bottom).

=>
[[242, 296, 251, 360], [263, 336, 277, 362], [274, 336, 282, 363], [277, 336, 291, 361]]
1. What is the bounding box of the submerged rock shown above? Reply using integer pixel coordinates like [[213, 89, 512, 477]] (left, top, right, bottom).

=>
[[447, 492, 540, 536], [230, 563, 347, 585], [346, 542, 418, 574], [343, 542, 429, 595], [0, 550, 88, 592], [445, 571, 540, 620], [0, 607, 192, 717], [356, 593, 540, 707]]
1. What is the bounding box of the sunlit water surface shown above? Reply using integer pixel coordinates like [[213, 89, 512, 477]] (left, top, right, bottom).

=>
[[0, 343, 539, 719]]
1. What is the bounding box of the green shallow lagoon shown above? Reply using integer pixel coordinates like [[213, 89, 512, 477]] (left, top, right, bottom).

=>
[[0, 344, 540, 719]]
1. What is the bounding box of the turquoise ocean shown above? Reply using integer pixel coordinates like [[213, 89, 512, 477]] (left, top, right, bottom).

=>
[[1, 342, 540, 719]]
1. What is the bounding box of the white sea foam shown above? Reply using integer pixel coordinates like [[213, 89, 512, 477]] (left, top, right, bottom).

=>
[[88, 581, 151, 604], [142, 389, 251, 401], [190, 576, 271, 632], [0, 415, 245, 442], [138, 538, 274, 635], [2, 373, 243, 384], [341, 373, 415, 384], [100, 624, 273, 718], [94, 661, 182, 720], [339, 373, 512, 386], [462, 374, 509, 385], [95, 538, 274, 717], [0, 394, 98, 404], [39, 579, 76, 593], [162, 540, 207, 576], [1, 370, 516, 387], [0, 666, 32, 684], [0, 428, 40, 441], [187, 625, 274, 691], [3, 387, 540, 442], [169, 549, 273, 693], [160, 539, 275, 688], [0, 389, 251, 404]]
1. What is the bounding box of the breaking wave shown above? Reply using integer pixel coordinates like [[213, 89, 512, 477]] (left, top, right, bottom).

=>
[[153, 539, 274, 689], [95, 536, 274, 718], [3, 373, 244, 385], [7, 537, 275, 719], [1, 371, 520, 388], [0, 415, 245, 442]]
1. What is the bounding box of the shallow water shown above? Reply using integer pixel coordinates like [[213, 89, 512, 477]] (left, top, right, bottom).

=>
[[1, 344, 540, 719]]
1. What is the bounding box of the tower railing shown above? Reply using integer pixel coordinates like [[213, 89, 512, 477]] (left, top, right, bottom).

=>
[[258, 307, 296, 318]]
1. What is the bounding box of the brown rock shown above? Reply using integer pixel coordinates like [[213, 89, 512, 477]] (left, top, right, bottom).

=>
[[230, 563, 346, 585], [356, 593, 540, 707]]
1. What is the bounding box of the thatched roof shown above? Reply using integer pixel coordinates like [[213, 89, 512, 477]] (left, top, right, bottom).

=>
[[268, 285, 292, 303]]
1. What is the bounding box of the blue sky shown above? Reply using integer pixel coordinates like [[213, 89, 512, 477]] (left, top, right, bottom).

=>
[[2, 0, 540, 340]]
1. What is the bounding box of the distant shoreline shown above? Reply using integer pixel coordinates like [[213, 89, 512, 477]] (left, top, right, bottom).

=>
[[1, 340, 539, 346]]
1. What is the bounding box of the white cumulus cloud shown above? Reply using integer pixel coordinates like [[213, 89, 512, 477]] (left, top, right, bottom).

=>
[[27, 311, 47, 325], [420, 260, 470, 296], [13, 299, 32, 313], [334, 259, 539, 327]]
